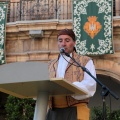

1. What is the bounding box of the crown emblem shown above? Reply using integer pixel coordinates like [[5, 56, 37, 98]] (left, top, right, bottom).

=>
[[83, 16, 102, 39]]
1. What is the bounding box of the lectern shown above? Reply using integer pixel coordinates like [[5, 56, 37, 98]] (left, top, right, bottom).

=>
[[0, 62, 87, 120]]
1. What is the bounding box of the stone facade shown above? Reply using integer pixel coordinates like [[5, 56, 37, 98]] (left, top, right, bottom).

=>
[[5, 18, 120, 84]]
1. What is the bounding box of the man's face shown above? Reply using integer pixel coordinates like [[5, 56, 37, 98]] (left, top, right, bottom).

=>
[[58, 35, 76, 54]]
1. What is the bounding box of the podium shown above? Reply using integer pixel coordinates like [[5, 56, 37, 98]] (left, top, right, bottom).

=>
[[0, 62, 87, 120]]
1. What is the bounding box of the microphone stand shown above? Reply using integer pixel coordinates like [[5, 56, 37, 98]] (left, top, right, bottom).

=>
[[64, 52, 119, 120]]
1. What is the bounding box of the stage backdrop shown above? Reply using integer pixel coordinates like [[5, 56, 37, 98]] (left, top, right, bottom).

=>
[[0, 2, 7, 64], [73, 0, 114, 55]]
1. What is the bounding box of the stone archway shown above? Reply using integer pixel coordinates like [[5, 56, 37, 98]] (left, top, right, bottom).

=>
[[94, 59, 120, 83], [89, 74, 120, 110], [89, 59, 120, 110]]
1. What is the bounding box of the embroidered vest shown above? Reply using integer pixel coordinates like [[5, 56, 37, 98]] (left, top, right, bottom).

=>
[[48, 52, 91, 107]]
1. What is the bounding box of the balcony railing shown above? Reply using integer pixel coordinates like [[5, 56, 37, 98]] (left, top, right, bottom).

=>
[[7, 0, 72, 22], [7, 0, 120, 22]]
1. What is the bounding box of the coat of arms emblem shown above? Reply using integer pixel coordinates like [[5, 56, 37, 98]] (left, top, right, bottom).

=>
[[84, 16, 102, 39]]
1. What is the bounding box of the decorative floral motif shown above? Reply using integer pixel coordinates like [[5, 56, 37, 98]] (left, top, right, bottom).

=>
[[84, 16, 102, 39], [0, 3, 7, 64], [73, 0, 113, 55], [0, 6, 5, 21]]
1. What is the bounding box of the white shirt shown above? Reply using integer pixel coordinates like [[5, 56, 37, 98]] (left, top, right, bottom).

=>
[[56, 54, 71, 78], [57, 54, 96, 100]]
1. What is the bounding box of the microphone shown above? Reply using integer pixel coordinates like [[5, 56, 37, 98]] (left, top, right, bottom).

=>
[[60, 48, 65, 53], [60, 48, 70, 57]]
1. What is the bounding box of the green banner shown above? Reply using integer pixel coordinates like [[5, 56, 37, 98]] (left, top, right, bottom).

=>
[[0, 2, 7, 64], [73, 0, 114, 55]]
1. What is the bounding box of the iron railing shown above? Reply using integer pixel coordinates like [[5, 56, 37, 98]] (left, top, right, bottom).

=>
[[7, 0, 72, 22], [7, 0, 120, 22]]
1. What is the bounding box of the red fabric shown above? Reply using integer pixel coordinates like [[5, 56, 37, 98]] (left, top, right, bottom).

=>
[[57, 29, 76, 41]]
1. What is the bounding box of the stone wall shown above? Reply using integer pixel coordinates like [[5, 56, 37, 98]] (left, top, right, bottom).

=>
[[6, 20, 72, 63], [5, 18, 120, 83]]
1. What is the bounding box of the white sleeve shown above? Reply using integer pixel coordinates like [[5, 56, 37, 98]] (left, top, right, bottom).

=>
[[72, 60, 97, 100]]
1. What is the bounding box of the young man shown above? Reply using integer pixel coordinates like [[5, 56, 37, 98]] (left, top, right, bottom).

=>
[[46, 29, 96, 120]]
